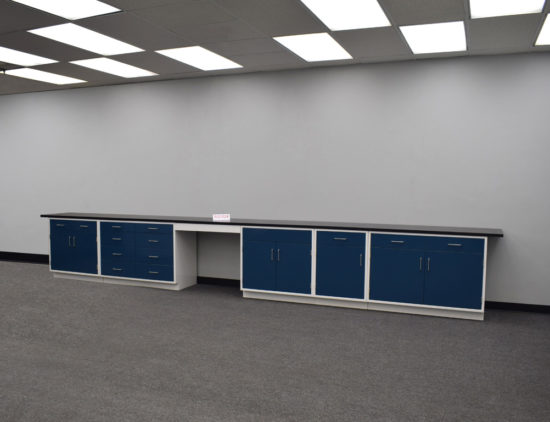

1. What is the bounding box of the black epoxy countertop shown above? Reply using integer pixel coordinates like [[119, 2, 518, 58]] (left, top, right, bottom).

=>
[[41, 212, 504, 237]]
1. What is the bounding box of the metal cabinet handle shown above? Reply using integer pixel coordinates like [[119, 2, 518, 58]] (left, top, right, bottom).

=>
[[56, 223, 65, 227], [147, 227, 159, 230], [334, 237, 347, 241], [68, 236, 71, 247], [112, 237, 121, 241], [360, 253, 363, 267], [448, 243, 462, 247], [277, 249, 280, 262], [419, 256, 422, 271], [148, 255, 159, 259], [148, 239, 159, 243], [391, 240, 405, 244], [112, 225, 121, 229], [148, 271, 159, 274], [427, 257, 430, 272], [270, 248, 274, 261], [112, 268, 122, 271], [112, 253, 122, 256], [80, 225, 88, 228]]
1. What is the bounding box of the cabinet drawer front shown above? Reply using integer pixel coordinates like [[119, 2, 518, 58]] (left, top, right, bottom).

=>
[[317, 231, 365, 246], [101, 222, 135, 238], [135, 223, 173, 234], [135, 264, 174, 281], [101, 244, 135, 263], [51, 219, 76, 233], [101, 232, 135, 247], [371, 234, 428, 250], [102, 262, 135, 278], [243, 228, 311, 244], [135, 232, 173, 250], [135, 248, 173, 266], [425, 237, 484, 254]]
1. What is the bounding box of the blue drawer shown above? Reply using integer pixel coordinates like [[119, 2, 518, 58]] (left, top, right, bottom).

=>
[[136, 248, 173, 266], [101, 244, 135, 263], [101, 222, 135, 237], [317, 231, 365, 246], [371, 234, 427, 250], [51, 219, 77, 234], [135, 223, 173, 234], [135, 264, 173, 281], [425, 237, 485, 254], [101, 232, 135, 247], [243, 228, 311, 244], [135, 232, 173, 250], [102, 262, 135, 278]]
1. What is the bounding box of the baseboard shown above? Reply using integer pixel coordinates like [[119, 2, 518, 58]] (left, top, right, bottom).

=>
[[0, 251, 49, 264], [485, 301, 550, 314], [197, 277, 239, 287]]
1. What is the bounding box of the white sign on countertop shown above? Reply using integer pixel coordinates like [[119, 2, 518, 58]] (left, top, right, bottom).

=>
[[212, 213, 231, 222]]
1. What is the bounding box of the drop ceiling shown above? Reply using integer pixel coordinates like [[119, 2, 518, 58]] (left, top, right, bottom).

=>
[[1, 0, 550, 96]]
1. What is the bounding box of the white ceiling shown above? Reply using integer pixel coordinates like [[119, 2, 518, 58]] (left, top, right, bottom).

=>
[[1, 0, 549, 95]]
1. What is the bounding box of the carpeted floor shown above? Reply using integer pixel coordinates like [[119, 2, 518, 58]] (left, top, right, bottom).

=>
[[1, 261, 549, 422]]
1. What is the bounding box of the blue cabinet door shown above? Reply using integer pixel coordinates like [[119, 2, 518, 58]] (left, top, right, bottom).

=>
[[276, 241, 311, 294], [369, 247, 425, 304], [316, 233, 365, 299], [50, 220, 75, 271], [72, 222, 97, 274], [424, 251, 484, 309], [242, 240, 277, 291]]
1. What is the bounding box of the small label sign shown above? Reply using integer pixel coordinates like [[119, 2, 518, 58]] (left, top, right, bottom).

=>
[[213, 213, 231, 222]]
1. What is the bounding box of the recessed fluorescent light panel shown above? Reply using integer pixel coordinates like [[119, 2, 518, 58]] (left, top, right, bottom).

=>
[[0, 46, 56, 66], [470, 0, 545, 19], [300, 0, 390, 30], [156, 46, 242, 71], [29, 23, 142, 56], [536, 14, 550, 45], [71, 58, 157, 78], [400, 21, 467, 54], [5, 68, 85, 85], [274, 33, 352, 62], [12, 0, 119, 20]]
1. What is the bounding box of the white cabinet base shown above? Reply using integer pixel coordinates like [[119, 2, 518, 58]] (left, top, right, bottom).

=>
[[53, 272, 194, 291], [243, 290, 368, 310], [368, 301, 484, 320]]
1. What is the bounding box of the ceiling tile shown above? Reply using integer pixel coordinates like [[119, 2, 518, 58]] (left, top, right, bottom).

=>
[[333, 27, 412, 60], [468, 14, 543, 53], [0, 0, 65, 34], [202, 38, 285, 56], [32, 62, 113, 83], [79, 12, 186, 51], [214, 0, 326, 36], [113, 51, 199, 74], [102, 0, 180, 11], [168, 19, 265, 43], [381, 0, 467, 26], [232, 51, 305, 69]]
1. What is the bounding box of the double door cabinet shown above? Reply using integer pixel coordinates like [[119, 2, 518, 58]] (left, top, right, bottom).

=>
[[242, 228, 485, 311], [50, 219, 174, 282]]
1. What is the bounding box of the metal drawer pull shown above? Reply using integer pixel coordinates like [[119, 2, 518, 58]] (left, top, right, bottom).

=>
[[148, 239, 159, 243], [360, 253, 363, 267], [147, 227, 159, 230], [277, 249, 280, 262], [112, 225, 121, 229], [112, 268, 122, 271], [80, 225, 88, 228], [427, 257, 430, 272], [391, 240, 405, 244], [56, 224, 65, 227], [73, 236, 76, 247], [148, 271, 159, 275], [112, 253, 122, 256], [270, 248, 274, 261], [68, 236, 71, 247], [112, 237, 121, 241], [334, 237, 347, 241], [448, 243, 462, 247], [419, 256, 422, 271], [148, 255, 159, 259]]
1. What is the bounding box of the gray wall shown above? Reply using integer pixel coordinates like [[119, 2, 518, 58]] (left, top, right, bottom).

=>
[[1, 53, 549, 305]]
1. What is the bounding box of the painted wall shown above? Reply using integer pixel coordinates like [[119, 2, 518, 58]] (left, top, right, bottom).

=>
[[1, 53, 549, 305]]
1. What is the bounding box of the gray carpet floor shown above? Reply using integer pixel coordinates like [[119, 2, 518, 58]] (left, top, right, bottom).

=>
[[1, 261, 549, 422]]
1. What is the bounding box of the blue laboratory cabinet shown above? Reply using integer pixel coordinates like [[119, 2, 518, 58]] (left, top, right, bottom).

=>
[[370, 234, 484, 309], [316, 231, 365, 299], [242, 228, 312, 294], [50, 219, 97, 274]]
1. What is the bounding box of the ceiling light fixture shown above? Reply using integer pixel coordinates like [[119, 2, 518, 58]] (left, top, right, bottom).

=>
[[469, 0, 545, 19], [11, 0, 119, 20], [29, 23, 142, 56], [536, 14, 550, 45], [0, 45, 56, 66], [5, 68, 86, 85], [274, 33, 352, 62], [156, 46, 242, 71], [71, 58, 157, 78], [400, 21, 467, 54], [300, 0, 390, 31]]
